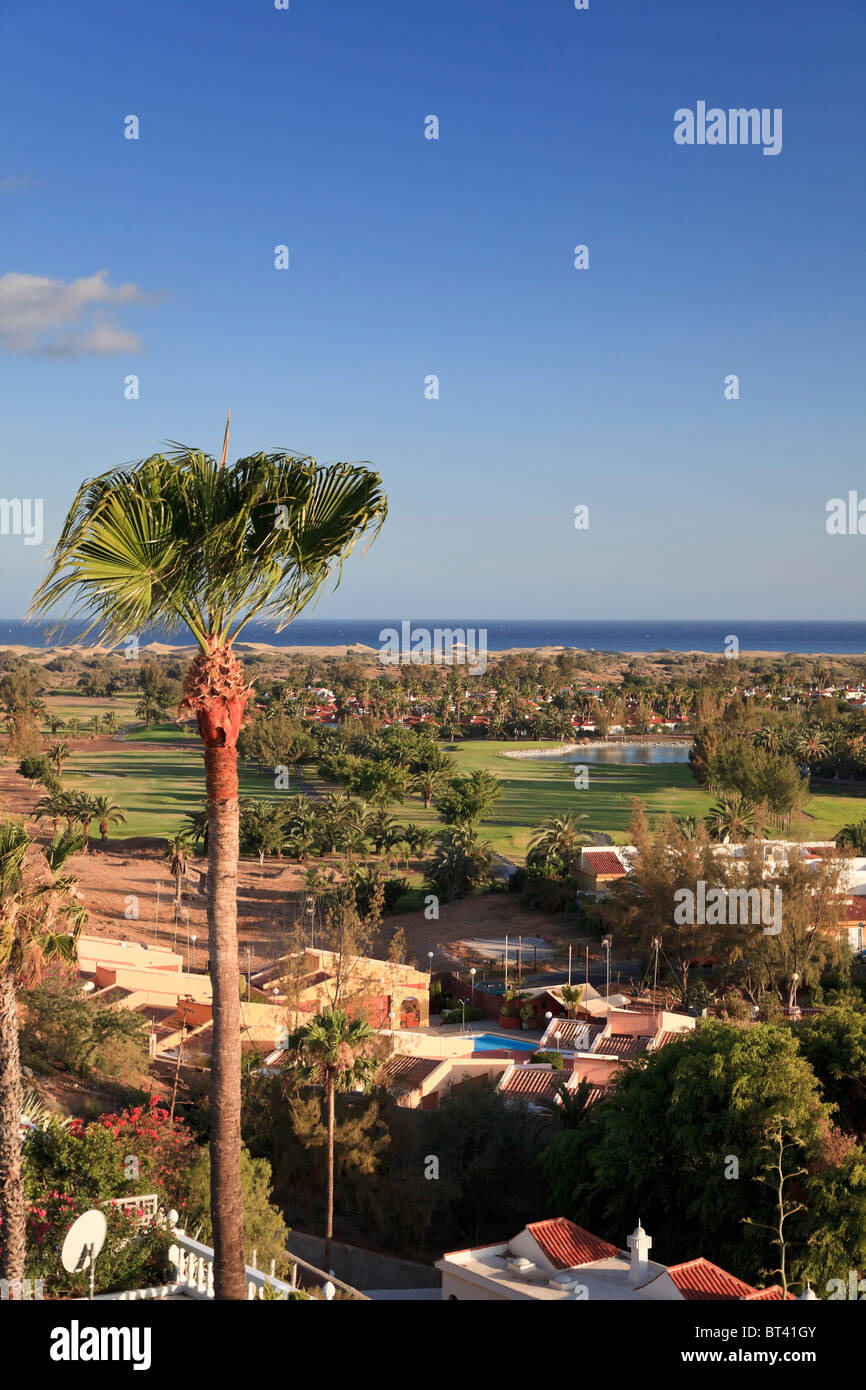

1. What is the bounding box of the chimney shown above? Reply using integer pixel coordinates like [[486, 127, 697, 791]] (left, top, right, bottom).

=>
[[627, 1219, 652, 1286]]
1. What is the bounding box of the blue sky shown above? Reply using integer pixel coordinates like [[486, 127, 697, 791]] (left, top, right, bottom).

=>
[[0, 0, 864, 621]]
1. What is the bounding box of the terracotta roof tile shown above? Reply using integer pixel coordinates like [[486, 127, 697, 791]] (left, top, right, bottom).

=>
[[499, 1067, 563, 1099], [526, 1218, 621, 1270], [594, 1034, 649, 1060], [581, 851, 626, 877], [378, 1054, 441, 1093], [667, 1257, 756, 1300]]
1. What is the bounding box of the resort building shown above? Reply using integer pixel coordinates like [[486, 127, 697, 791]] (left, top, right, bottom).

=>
[[436, 1217, 800, 1302]]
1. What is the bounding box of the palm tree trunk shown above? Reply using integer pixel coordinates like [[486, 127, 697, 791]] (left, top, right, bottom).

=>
[[204, 740, 246, 1300], [324, 1066, 335, 1274], [0, 965, 27, 1281]]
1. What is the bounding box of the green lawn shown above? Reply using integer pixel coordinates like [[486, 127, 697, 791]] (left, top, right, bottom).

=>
[[54, 734, 866, 852]]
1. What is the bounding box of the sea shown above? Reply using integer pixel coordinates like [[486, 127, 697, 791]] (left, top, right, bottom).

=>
[[1, 619, 865, 655]]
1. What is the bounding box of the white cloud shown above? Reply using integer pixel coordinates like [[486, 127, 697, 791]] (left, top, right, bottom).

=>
[[0, 269, 148, 355]]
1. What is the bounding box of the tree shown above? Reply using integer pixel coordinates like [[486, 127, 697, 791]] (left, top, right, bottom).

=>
[[436, 770, 501, 826], [836, 819, 866, 855], [91, 794, 127, 843], [0, 823, 86, 1281], [412, 768, 447, 810], [32, 440, 387, 1298], [560, 984, 584, 1018], [527, 813, 590, 875], [239, 801, 283, 865], [288, 1008, 377, 1270], [704, 794, 756, 843], [537, 1076, 597, 1130], [428, 825, 492, 901], [540, 1021, 866, 1289], [47, 741, 71, 775], [73, 792, 100, 846], [164, 830, 195, 907]]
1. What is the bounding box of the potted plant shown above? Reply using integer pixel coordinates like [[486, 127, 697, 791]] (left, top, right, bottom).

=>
[[519, 1002, 535, 1031], [499, 989, 523, 1030]]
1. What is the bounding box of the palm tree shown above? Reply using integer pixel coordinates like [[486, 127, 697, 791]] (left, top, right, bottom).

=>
[[47, 741, 70, 775], [559, 983, 584, 1018], [428, 825, 492, 900], [318, 791, 359, 856], [526, 812, 590, 874], [367, 809, 399, 854], [289, 1008, 377, 1271], [31, 439, 386, 1298], [182, 808, 209, 854], [164, 829, 195, 906], [0, 822, 87, 1280], [796, 725, 830, 772], [46, 715, 66, 736], [836, 820, 866, 855], [537, 1077, 600, 1129], [412, 768, 447, 809], [704, 795, 756, 843], [91, 794, 126, 843], [74, 792, 99, 846], [33, 791, 67, 836], [403, 823, 436, 858]]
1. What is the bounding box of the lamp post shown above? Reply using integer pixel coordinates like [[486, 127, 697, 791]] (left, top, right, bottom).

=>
[[153, 881, 163, 945], [469, 967, 476, 1006], [601, 935, 612, 1000], [427, 951, 434, 976], [189, 933, 197, 972], [791, 971, 800, 1012]]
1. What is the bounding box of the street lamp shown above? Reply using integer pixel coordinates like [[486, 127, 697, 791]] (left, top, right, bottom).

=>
[[189, 933, 197, 972], [153, 881, 163, 945], [791, 971, 800, 1011], [469, 967, 476, 1006], [601, 936, 612, 1000], [427, 951, 434, 976]]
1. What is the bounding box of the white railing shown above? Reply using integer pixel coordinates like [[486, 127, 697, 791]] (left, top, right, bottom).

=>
[[168, 1227, 366, 1301], [105, 1193, 159, 1223], [1, 1278, 43, 1301]]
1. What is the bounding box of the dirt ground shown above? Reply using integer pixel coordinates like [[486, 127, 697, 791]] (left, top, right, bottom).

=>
[[2, 741, 583, 976]]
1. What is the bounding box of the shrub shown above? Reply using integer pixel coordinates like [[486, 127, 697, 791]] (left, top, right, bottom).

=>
[[21, 970, 149, 1081], [532, 1051, 564, 1069], [441, 1006, 482, 1025]]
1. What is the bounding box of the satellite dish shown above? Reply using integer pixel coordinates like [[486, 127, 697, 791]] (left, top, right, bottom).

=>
[[61, 1209, 107, 1274]]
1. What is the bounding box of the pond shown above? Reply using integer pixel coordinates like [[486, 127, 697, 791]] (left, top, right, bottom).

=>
[[518, 743, 692, 766]]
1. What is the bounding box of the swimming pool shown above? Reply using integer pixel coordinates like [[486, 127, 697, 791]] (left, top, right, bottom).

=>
[[470, 1033, 539, 1053]]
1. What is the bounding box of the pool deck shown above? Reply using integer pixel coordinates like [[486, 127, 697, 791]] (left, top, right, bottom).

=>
[[390, 1017, 546, 1061]]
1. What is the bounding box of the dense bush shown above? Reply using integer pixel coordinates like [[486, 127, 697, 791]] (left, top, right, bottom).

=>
[[21, 970, 149, 1081]]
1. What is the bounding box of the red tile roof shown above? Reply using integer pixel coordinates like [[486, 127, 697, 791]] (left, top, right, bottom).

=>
[[499, 1067, 563, 1099], [842, 898, 866, 922], [526, 1218, 621, 1270], [594, 1034, 649, 1060], [744, 1285, 795, 1301], [581, 851, 626, 878], [378, 1054, 441, 1093], [667, 1258, 756, 1301]]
